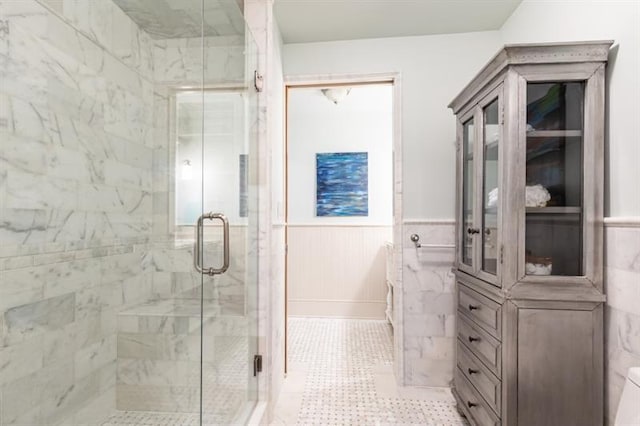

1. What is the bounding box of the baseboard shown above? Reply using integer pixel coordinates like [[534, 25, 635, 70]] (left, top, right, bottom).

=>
[[288, 299, 386, 319]]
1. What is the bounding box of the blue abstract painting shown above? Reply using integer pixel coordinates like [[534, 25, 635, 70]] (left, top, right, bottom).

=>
[[316, 152, 368, 216]]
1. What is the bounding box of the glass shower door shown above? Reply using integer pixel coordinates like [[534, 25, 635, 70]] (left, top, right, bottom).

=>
[[187, 20, 260, 425], [0, 0, 259, 424]]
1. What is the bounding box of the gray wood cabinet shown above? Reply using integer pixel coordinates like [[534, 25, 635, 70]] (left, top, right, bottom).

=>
[[448, 41, 612, 426]]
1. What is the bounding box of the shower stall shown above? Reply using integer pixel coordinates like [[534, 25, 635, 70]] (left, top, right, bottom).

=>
[[0, 0, 261, 424]]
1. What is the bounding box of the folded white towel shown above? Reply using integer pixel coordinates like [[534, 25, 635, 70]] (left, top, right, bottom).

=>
[[526, 262, 552, 275], [526, 184, 551, 207], [485, 185, 550, 208], [487, 188, 499, 208]]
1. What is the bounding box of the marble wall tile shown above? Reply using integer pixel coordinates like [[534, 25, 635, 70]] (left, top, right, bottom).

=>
[[117, 358, 197, 387], [0, 267, 45, 312], [401, 221, 456, 387], [139, 316, 191, 335], [73, 386, 117, 425], [75, 335, 117, 379], [0, 336, 44, 385], [153, 35, 245, 86], [117, 332, 198, 361], [3, 293, 75, 343], [604, 223, 640, 425], [1, 359, 73, 425], [116, 384, 198, 413], [1, 1, 159, 423], [42, 367, 101, 425]]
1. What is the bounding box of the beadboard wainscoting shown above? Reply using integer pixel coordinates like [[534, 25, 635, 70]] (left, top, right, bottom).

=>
[[287, 224, 393, 319]]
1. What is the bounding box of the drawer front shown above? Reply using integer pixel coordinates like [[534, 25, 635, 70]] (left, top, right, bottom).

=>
[[455, 369, 500, 426], [457, 313, 502, 376], [457, 341, 501, 415], [458, 284, 502, 338]]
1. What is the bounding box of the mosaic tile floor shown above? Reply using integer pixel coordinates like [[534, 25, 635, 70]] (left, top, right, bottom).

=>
[[271, 318, 468, 426]]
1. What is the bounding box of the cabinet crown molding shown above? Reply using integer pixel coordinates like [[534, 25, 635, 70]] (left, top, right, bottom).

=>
[[448, 40, 614, 114]]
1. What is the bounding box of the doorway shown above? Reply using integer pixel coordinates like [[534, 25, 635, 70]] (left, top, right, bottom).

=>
[[284, 78, 400, 377]]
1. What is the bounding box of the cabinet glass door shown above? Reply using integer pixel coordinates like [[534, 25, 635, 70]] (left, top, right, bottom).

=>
[[461, 118, 475, 267], [482, 99, 500, 275], [524, 82, 584, 276]]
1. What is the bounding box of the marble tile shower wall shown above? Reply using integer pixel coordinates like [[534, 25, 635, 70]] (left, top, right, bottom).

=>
[[0, 1, 157, 424], [604, 224, 640, 425], [401, 222, 456, 387], [154, 35, 246, 87]]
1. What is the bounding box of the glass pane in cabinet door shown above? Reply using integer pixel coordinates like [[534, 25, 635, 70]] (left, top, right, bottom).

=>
[[525, 82, 584, 276], [482, 99, 499, 275], [462, 118, 474, 267]]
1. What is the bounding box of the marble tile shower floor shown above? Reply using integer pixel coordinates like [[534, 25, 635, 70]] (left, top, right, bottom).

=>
[[271, 317, 468, 426]]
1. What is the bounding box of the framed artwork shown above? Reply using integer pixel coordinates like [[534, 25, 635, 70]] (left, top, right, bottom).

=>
[[316, 152, 368, 217]]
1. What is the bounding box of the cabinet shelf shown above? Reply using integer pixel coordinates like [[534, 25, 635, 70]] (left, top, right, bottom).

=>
[[526, 206, 582, 214], [526, 130, 583, 138]]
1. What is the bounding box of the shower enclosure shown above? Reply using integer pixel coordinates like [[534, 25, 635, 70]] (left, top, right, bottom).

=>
[[0, 1, 260, 425]]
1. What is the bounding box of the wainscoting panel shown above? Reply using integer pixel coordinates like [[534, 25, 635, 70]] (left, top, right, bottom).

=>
[[287, 225, 393, 319]]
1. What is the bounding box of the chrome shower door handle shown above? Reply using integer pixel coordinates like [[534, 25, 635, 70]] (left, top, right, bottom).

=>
[[194, 212, 230, 276]]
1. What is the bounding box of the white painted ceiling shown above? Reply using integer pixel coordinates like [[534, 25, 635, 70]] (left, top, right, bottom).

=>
[[274, 0, 523, 44]]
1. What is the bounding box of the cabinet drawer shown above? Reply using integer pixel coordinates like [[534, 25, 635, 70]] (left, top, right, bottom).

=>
[[457, 341, 501, 415], [455, 369, 500, 426], [457, 313, 502, 377], [458, 284, 502, 338]]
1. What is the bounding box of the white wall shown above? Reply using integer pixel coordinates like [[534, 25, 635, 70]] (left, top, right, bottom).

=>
[[283, 31, 503, 220], [288, 85, 393, 224], [500, 0, 640, 218]]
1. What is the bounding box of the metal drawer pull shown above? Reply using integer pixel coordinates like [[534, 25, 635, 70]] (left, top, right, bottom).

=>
[[468, 304, 480, 311], [468, 336, 481, 343], [194, 212, 230, 276], [468, 368, 479, 375], [467, 227, 480, 235], [467, 401, 477, 408]]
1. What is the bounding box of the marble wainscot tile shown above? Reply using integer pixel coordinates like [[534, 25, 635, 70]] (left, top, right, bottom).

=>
[[401, 221, 456, 387], [604, 222, 640, 424]]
